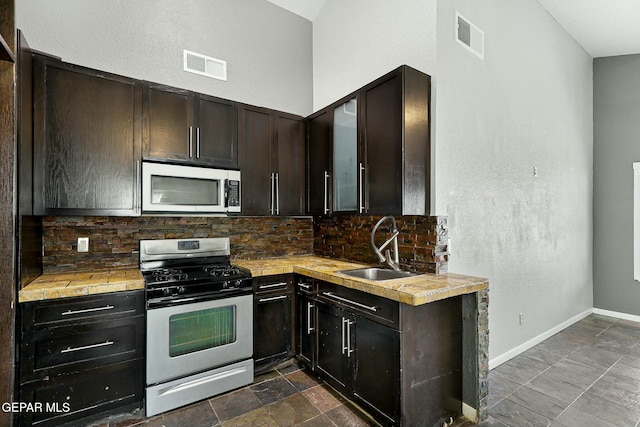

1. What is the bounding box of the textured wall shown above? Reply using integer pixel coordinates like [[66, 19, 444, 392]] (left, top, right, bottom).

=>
[[42, 216, 314, 273], [16, 0, 313, 116], [312, 0, 437, 110], [593, 54, 640, 316], [313, 215, 448, 274], [435, 0, 593, 361]]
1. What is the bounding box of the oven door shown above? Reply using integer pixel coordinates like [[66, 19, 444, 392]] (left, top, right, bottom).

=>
[[146, 294, 253, 385]]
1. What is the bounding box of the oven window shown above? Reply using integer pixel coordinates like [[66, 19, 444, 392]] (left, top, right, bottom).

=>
[[169, 305, 236, 357], [151, 175, 219, 206]]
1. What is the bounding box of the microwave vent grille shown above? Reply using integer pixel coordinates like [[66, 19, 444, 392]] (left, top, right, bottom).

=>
[[183, 50, 227, 81]]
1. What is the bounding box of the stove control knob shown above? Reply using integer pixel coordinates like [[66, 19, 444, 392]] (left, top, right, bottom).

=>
[[162, 288, 171, 297], [177, 286, 186, 295], [234, 280, 243, 287]]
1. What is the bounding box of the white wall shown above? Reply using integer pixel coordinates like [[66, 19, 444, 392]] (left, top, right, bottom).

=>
[[312, 0, 437, 110], [16, 0, 313, 116], [436, 0, 593, 361]]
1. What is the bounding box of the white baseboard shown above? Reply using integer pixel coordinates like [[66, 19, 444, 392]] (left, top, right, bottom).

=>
[[488, 308, 593, 370], [593, 308, 640, 323]]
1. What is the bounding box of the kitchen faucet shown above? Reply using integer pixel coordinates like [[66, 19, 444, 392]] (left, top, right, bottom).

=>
[[371, 215, 401, 271]]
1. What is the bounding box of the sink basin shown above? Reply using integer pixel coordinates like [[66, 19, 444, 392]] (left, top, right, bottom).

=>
[[339, 267, 417, 281]]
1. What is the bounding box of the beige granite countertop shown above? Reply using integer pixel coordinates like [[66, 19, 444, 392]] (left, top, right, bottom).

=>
[[234, 255, 488, 306], [18, 256, 488, 306], [18, 268, 144, 302]]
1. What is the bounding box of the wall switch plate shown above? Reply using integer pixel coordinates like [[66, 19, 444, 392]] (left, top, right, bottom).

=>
[[78, 237, 89, 253]]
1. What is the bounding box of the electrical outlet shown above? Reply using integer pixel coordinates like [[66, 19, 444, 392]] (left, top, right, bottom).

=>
[[78, 237, 89, 253], [519, 313, 524, 325]]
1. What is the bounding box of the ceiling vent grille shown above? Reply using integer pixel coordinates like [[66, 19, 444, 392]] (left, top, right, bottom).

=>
[[183, 50, 227, 81], [456, 12, 484, 60]]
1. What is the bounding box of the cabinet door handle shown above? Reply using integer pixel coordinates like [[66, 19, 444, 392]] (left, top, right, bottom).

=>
[[322, 292, 377, 312], [258, 295, 288, 303], [298, 283, 312, 291], [259, 282, 288, 290], [346, 319, 354, 357], [359, 163, 365, 213], [189, 126, 194, 158], [341, 317, 347, 355], [61, 340, 114, 354], [61, 305, 115, 316], [323, 171, 330, 214], [270, 173, 275, 215], [135, 160, 140, 212], [275, 172, 280, 215], [196, 127, 201, 158], [307, 302, 315, 333]]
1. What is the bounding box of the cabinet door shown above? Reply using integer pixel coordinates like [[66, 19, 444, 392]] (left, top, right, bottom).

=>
[[352, 316, 401, 424], [143, 83, 193, 162], [315, 300, 352, 392], [196, 95, 238, 168], [274, 112, 305, 215], [297, 293, 315, 367], [33, 56, 142, 216], [332, 97, 359, 212], [362, 69, 403, 215], [254, 291, 292, 372], [239, 105, 273, 215], [306, 110, 332, 215]]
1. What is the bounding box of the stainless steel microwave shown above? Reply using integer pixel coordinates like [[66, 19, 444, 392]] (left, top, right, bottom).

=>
[[142, 162, 241, 213]]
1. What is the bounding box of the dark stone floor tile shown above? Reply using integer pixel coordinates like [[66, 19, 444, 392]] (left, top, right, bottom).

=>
[[609, 359, 640, 381], [491, 354, 549, 385], [572, 389, 640, 427], [619, 353, 640, 369], [325, 403, 377, 427], [579, 314, 617, 329], [210, 388, 262, 422], [588, 377, 640, 411], [487, 371, 520, 408], [532, 333, 583, 358], [294, 414, 337, 427], [520, 346, 563, 366], [616, 319, 640, 330], [490, 398, 552, 427], [527, 371, 584, 404], [251, 377, 299, 406], [566, 343, 623, 368], [506, 385, 569, 419], [254, 369, 282, 384], [554, 406, 619, 427], [477, 416, 509, 427], [285, 369, 322, 392], [599, 366, 640, 395], [162, 400, 219, 427], [591, 326, 640, 353], [556, 322, 603, 344], [543, 358, 607, 388], [108, 409, 146, 427], [221, 407, 279, 427], [276, 360, 305, 376], [301, 385, 346, 413], [265, 394, 320, 427], [136, 418, 166, 427]]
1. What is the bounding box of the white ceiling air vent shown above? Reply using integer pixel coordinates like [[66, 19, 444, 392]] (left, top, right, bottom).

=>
[[455, 12, 484, 60], [183, 50, 227, 81]]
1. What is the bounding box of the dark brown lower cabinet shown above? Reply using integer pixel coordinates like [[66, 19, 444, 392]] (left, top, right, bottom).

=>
[[19, 290, 144, 426], [299, 280, 462, 427], [253, 275, 294, 374]]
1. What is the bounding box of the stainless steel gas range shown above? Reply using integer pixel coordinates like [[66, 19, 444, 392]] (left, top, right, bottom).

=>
[[140, 237, 253, 417]]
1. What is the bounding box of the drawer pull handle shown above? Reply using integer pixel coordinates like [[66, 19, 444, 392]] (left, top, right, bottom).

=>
[[61, 340, 114, 354], [298, 283, 312, 291], [259, 282, 288, 289], [61, 305, 115, 316], [322, 292, 377, 312], [258, 295, 288, 303]]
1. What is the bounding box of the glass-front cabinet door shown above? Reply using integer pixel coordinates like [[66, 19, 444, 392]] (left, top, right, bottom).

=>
[[332, 98, 358, 212]]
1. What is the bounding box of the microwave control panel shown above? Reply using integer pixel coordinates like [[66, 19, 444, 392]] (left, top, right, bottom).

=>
[[226, 180, 240, 207]]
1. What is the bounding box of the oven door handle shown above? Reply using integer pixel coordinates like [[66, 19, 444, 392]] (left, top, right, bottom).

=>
[[146, 290, 251, 309]]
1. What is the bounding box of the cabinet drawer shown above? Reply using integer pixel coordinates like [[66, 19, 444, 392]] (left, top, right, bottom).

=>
[[21, 315, 144, 381], [295, 277, 317, 296], [22, 290, 144, 329], [252, 274, 292, 294], [19, 359, 143, 427], [317, 282, 399, 328]]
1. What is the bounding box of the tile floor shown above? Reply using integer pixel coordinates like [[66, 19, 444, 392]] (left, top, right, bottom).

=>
[[93, 314, 640, 427]]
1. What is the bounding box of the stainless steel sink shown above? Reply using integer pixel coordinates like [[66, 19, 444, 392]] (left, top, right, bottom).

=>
[[339, 267, 417, 281]]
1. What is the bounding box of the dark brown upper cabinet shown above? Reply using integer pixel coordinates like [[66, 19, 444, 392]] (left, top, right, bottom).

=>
[[306, 65, 431, 216], [142, 82, 238, 169], [239, 104, 305, 216], [33, 55, 142, 216]]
